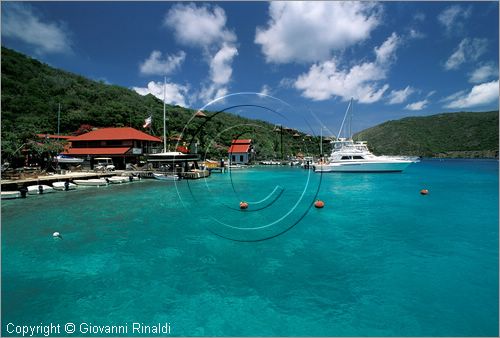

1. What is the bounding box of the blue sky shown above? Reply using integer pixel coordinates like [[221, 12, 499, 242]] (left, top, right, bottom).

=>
[[2, 1, 499, 135]]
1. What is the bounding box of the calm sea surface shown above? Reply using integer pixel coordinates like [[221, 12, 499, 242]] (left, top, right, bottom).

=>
[[2, 159, 498, 336]]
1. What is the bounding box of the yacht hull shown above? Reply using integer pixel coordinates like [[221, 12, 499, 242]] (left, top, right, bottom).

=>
[[314, 161, 414, 173]]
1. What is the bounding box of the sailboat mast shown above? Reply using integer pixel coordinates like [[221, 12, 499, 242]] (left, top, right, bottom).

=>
[[163, 77, 167, 153], [320, 127, 323, 156], [337, 98, 352, 139], [349, 97, 353, 140]]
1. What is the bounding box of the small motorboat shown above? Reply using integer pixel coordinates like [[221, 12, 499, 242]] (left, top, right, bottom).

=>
[[153, 172, 179, 181], [52, 181, 77, 191], [106, 176, 129, 184], [227, 164, 245, 170], [73, 178, 108, 186], [54, 155, 84, 164], [1, 191, 21, 199], [27, 185, 55, 194]]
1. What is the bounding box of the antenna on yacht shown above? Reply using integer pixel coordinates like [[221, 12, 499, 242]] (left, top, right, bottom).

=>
[[337, 98, 353, 140], [349, 97, 353, 140]]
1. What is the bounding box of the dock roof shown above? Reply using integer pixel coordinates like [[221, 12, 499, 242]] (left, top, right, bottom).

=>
[[68, 127, 161, 142]]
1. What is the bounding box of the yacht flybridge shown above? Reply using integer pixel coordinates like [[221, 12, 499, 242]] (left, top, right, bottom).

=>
[[313, 99, 419, 173]]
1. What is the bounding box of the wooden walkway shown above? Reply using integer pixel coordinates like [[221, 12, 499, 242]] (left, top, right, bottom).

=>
[[1, 171, 121, 191], [1, 169, 212, 190]]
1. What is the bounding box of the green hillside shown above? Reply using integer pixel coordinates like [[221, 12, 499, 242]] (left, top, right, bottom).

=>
[[354, 111, 499, 158], [2, 47, 497, 163], [1, 47, 321, 163]]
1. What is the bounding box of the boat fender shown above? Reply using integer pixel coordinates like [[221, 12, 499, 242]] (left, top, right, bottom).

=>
[[420, 189, 429, 195], [64, 181, 70, 191], [38, 185, 44, 194], [129, 175, 133, 182], [240, 201, 249, 209], [314, 200, 325, 208], [53, 232, 62, 239], [105, 178, 110, 183]]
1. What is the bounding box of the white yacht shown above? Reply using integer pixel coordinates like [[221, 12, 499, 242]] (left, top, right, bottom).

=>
[[314, 99, 419, 173], [314, 138, 418, 172]]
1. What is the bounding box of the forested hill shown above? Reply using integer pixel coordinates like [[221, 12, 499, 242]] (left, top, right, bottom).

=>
[[354, 111, 499, 158], [1, 47, 498, 160], [1, 46, 319, 160]]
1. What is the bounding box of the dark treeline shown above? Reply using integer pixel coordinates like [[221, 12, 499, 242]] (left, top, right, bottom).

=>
[[1, 47, 323, 163]]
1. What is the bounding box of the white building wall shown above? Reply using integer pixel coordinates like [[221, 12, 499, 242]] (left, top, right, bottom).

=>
[[230, 152, 249, 164]]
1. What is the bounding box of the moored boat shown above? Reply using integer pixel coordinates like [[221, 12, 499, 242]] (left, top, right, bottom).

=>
[[27, 185, 55, 194], [227, 164, 245, 170], [73, 178, 108, 186], [54, 154, 84, 164], [106, 176, 129, 184], [52, 181, 77, 190], [1, 191, 21, 199], [153, 172, 179, 181], [313, 99, 419, 173]]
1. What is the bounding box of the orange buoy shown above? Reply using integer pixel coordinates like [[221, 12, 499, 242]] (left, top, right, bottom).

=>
[[420, 189, 429, 195], [240, 201, 249, 209], [314, 200, 325, 208]]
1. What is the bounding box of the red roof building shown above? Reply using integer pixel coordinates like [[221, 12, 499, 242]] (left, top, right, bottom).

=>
[[62, 127, 162, 169], [67, 127, 161, 142], [228, 139, 253, 164]]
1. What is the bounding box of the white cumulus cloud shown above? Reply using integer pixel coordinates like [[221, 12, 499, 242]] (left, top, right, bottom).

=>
[[133, 81, 189, 107], [255, 1, 381, 64], [164, 3, 235, 49], [2, 2, 72, 54], [209, 44, 238, 85], [405, 99, 429, 111], [294, 33, 400, 103], [387, 86, 415, 104], [445, 38, 488, 70], [438, 5, 471, 35], [442, 80, 499, 109], [469, 64, 498, 84], [139, 50, 186, 76], [164, 3, 238, 103]]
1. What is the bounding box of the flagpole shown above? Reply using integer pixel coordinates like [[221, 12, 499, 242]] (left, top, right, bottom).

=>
[[163, 76, 167, 153]]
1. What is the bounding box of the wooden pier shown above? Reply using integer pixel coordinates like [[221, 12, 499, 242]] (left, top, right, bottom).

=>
[[1, 171, 120, 191]]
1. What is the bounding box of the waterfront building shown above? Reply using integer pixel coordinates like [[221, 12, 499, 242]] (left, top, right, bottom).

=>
[[63, 127, 162, 169], [228, 139, 253, 164]]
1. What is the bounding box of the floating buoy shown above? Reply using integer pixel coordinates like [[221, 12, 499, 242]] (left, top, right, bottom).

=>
[[239, 201, 249, 209], [314, 200, 325, 208], [53, 232, 62, 239], [420, 189, 429, 195]]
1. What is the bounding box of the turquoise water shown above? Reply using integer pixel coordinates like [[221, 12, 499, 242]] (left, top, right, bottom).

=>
[[2, 159, 498, 336]]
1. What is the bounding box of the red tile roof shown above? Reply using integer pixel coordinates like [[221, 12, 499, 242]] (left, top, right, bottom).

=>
[[228, 139, 252, 153], [231, 139, 251, 144], [68, 127, 161, 142], [63, 147, 131, 155], [228, 144, 250, 153]]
